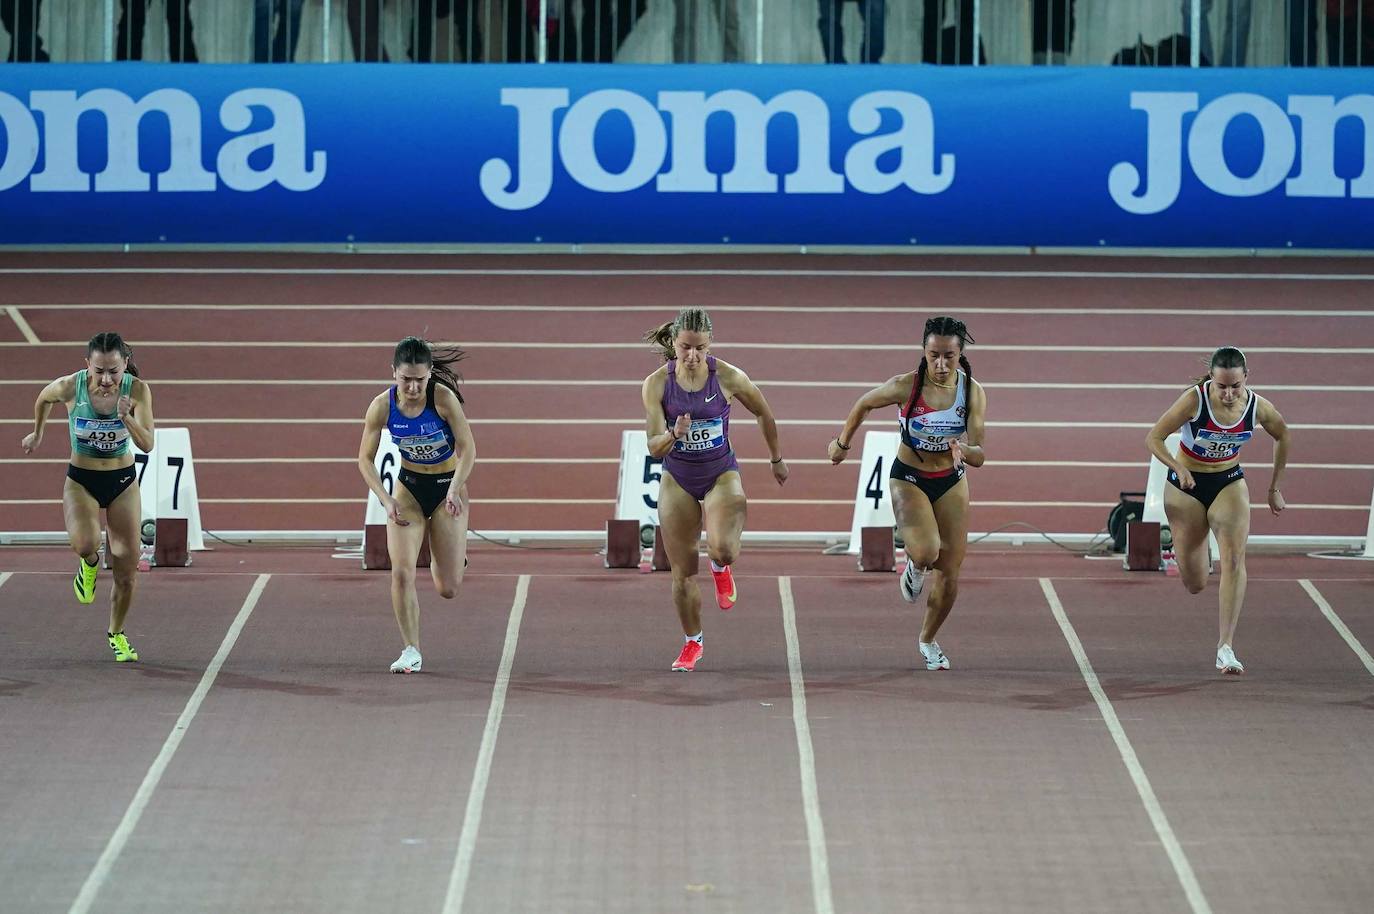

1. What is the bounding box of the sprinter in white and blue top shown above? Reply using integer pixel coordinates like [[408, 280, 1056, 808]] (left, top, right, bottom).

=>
[[827, 316, 987, 673], [20, 332, 156, 663], [1146, 346, 1291, 676], [359, 337, 476, 675]]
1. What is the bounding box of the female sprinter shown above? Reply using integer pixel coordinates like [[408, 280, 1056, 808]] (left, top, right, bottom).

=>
[[358, 337, 475, 674], [20, 333, 155, 662], [1145, 346, 1289, 675], [641, 308, 788, 672], [827, 316, 986, 671]]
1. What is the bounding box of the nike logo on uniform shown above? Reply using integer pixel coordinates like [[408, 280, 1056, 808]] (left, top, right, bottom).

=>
[[704, 394, 717, 402], [119, 476, 133, 484]]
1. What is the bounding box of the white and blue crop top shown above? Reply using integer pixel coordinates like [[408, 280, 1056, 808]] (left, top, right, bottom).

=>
[[386, 384, 456, 465], [898, 370, 968, 453]]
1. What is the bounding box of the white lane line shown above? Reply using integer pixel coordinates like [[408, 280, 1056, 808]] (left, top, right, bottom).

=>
[[13, 302, 1374, 318], [1038, 578, 1212, 914], [67, 573, 272, 914], [441, 573, 530, 914], [0, 571, 11, 589], [3, 267, 1373, 281], [5, 306, 40, 343], [778, 576, 835, 914], [1299, 579, 1374, 677], [4, 341, 1374, 355]]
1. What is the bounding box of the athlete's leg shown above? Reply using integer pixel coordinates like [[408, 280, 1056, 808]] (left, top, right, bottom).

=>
[[658, 472, 704, 637], [386, 484, 428, 649], [1206, 480, 1251, 651], [702, 470, 745, 568], [103, 481, 142, 637], [921, 476, 970, 643], [427, 484, 468, 600], [1164, 483, 1211, 595], [62, 476, 102, 566], [891, 477, 939, 571]]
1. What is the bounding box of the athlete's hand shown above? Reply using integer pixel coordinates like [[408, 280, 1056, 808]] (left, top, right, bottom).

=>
[[444, 488, 465, 518], [1175, 467, 1196, 490], [21, 431, 41, 453], [1267, 487, 1286, 516], [386, 496, 410, 527], [116, 395, 134, 419], [948, 438, 965, 470], [770, 458, 789, 485], [827, 438, 849, 464], [672, 413, 692, 440]]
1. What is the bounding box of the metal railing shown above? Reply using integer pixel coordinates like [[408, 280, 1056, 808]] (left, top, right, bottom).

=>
[[1, 0, 1369, 65]]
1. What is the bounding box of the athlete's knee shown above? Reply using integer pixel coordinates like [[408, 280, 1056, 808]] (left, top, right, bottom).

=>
[[1220, 549, 1246, 576], [1182, 575, 1207, 595], [71, 537, 99, 560], [709, 544, 739, 567], [112, 564, 138, 589], [907, 541, 940, 569], [436, 582, 460, 600], [391, 565, 417, 588]]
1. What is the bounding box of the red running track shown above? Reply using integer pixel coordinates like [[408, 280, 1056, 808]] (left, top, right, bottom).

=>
[[1, 547, 1372, 912], [2, 252, 1372, 537]]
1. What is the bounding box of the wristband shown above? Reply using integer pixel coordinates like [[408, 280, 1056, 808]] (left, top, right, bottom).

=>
[[834, 438, 850, 451], [770, 457, 784, 464]]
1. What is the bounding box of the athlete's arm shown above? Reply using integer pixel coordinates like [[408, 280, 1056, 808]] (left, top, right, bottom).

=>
[[641, 369, 685, 460], [1145, 388, 1200, 487], [357, 394, 408, 526], [828, 373, 910, 465], [121, 378, 156, 453], [21, 373, 77, 454], [956, 380, 987, 468], [717, 360, 787, 484], [1256, 395, 1289, 515], [433, 386, 476, 516]]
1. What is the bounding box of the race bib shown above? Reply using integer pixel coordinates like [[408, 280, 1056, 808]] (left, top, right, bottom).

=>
[[394, 428, 451, 463], [674, 417, 725, 453], [1194, 428, 1251, 459], [73, 416, 129, 453], [905, 416, 959, 452]]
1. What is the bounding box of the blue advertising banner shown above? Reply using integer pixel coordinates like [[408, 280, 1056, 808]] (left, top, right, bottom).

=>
[[0, 64, 1370, 247]]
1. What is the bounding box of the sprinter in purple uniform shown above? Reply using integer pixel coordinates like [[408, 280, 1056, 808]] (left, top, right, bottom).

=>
[[640, 308, 788, 672]]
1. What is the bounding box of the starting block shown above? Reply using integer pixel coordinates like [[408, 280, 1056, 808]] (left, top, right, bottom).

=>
[[104, 428, 205, 570], [859, 526, 897, 572], [363, 523, 431, 571], [651, 525, 671, 571], [1143, 433, 1219, 573], [1124, 521, 1162, 571], [604, 519, 640, 568]]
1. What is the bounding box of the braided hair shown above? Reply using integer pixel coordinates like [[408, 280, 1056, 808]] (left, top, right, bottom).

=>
[[393, 336, 466, 403], [643, 308, 713, 362], [915, 315, 975, 408], [87, 331, 140, 377]]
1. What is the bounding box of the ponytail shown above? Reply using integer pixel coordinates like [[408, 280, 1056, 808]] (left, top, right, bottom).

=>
[[643, 308, 714, 362], [87, 331, 140, 378], [1192, 345, 1247, 388]]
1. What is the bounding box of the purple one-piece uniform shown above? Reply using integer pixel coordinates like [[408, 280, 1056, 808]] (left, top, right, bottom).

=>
[[661, 356, 740, 501]]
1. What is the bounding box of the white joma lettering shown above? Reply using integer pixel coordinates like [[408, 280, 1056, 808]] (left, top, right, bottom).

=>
[[1109, 90, 1374, 215], [0, 87, 326, 193], [480, 87, 954, 211]]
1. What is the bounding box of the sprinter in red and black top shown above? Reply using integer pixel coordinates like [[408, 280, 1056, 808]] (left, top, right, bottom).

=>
[[1146, 346, 1290, 676]]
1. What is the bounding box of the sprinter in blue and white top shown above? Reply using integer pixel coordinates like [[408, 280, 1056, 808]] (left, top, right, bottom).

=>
[[828, 316, 986, 672], [1146, 346, 1290, 677], [359, 337, 475, 675]]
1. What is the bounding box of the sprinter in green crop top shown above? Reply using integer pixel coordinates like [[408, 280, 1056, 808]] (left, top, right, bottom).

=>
[[21, 332, 155, 662]]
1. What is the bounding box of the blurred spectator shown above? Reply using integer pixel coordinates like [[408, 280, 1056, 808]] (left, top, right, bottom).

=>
[[1326, 0, 1373, 65], [414, 0, 483, 61], [1288, 0, 1320, 65], [1032, 0, 1075, 64], [118, 0, 198, 61], [582, 0, 646, 62], [921, 0, 979, 64], [347, 0, 386, 61], [255, 0, 304, 62], [819, 0, 884, 63], [1180, 0, 1249, 66], [675, 0, 739, 62], [1, 0, 48, 61]]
